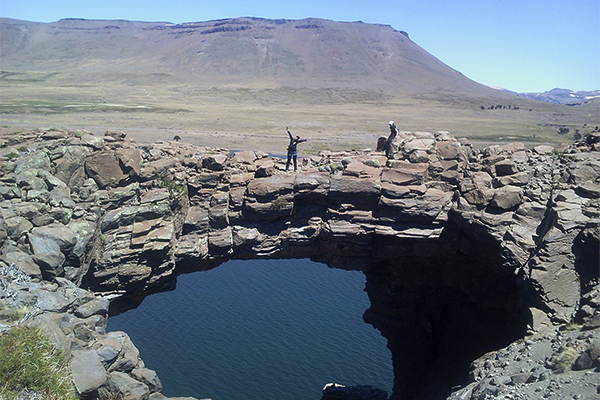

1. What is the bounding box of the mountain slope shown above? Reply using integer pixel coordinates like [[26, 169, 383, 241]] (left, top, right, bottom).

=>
[[1, 17, 510, 98]]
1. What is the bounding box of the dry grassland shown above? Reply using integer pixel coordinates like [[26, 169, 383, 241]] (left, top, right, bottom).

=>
[[1, 76, 598, 154]]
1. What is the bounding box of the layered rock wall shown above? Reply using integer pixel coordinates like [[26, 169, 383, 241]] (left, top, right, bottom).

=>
[[0, 128, 598, 400]]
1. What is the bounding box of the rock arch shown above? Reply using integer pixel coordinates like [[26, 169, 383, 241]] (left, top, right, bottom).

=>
[[1, 129, 598, 399]]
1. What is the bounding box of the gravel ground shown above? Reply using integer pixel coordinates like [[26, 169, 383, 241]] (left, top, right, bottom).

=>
[[450, 322, 600, 400]]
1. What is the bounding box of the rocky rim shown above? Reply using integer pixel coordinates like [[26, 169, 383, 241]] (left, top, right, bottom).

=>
[[0, 127, 598, 400]]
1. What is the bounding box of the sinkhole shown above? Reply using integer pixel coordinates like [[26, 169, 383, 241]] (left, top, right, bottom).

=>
[[107, 258, 394, 400]]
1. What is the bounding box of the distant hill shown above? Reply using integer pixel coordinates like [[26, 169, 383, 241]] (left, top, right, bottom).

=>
[[515, 88, 600, 105], [0, 17, 523, 101]]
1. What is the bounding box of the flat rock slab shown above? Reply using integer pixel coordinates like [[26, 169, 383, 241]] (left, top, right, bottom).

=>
[[71, 349, 107, 395]]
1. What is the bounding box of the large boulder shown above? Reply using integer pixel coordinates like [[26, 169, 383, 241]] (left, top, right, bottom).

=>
[[132, 367, 163, 393], [329, 176, 381, 208], [29, 223, 76, 252], [1, 250, 42, 278], [75, 297, 110, 318], [381, 163, 428, 185], [202, 154, 229, 171], [99, 371, 149, 400], [54, 145, 89, 187], [85, 151, 129, 188], [489, 186, 523, 210], [93, 336, 124, 368], [14, 151, 51, 175], [436, 140, 462, 160], [4, 216, 33, 240], [231, 150, 257, 165], [246, 175, 295, 200], [71, 349, 108, 395], [106, 331, 141, 373], [116, 147, 143, 177]]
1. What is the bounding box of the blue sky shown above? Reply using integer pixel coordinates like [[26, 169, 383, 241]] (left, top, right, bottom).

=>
[[1, 0, 598, 93]]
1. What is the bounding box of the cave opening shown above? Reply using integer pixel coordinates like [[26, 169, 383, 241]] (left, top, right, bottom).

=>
[[107, 258, 394, 400], [362, 223, 533, 400]]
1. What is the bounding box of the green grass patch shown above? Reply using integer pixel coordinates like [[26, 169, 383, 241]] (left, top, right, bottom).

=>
[[0, 325, 77, 400], [0, 71, 59, 83]]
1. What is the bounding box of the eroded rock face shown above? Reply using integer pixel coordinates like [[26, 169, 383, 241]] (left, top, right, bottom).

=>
[[0, 128, 598, 400]]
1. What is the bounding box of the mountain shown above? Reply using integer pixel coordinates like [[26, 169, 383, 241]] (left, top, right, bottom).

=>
[[0, 17, 515, 99], [516, 88, 600, 105]]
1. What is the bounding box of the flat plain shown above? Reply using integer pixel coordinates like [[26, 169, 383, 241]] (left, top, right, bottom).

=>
[[3, 75, 597, 154], [1, 18, 598, 154]]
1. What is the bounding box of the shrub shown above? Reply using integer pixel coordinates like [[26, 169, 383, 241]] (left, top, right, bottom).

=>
[[557, 127, 570, 135], [0, 326, 77, 400], [329, 162, 344, 171], [154, 168, 186, 200], [553, 346, 578, 373], [4, 307, 28, 322], [159, 177, 186, 199], [363, 159, 381, 168]]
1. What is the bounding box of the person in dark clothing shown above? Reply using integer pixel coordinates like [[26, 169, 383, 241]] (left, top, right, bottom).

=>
[[285, 127, 309, 171], [383, 120, 398, 152]]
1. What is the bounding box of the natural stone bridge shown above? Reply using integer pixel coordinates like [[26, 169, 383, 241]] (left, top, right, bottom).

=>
[[0, 128, 598, 400]]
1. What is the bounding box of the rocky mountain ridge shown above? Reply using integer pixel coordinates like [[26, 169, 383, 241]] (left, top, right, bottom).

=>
[[514, 88, 600, 105], [0, 127, 598, 400]]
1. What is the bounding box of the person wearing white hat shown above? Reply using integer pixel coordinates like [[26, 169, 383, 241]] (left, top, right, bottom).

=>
[[383, 120, 398, 152]]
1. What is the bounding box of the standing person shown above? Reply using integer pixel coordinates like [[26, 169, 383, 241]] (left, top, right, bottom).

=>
[[285, 126, 309, 172], [383, 120, 398, 152]]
